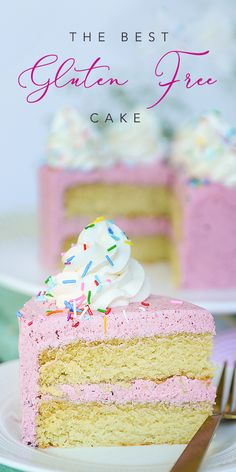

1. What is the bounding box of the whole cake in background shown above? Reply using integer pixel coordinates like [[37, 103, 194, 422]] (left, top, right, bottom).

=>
[[39, 107, 171, 269], [19, 218, 216, 448], [39, 108, 236, 289]]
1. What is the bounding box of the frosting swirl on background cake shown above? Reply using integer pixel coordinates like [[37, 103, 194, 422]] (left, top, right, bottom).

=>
[[47, 108, 108, 170], [47, 218, 150, 311], [47, 107, 165, 170], [172, 111, 236, 186], [107, 108, 165, 165]]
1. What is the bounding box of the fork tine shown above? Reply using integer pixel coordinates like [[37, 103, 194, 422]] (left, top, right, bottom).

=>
[[215, 361, 227, 413], [225, 361, 236, 414]]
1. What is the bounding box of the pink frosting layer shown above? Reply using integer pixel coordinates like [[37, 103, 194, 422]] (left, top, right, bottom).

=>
[[174, 174, 236, 288], [39, 162, 173, 270], [19, 295, 215, 446], [42, 161, 173, 185], [20, 294, 215, 346], [43, 377, 215, 406]]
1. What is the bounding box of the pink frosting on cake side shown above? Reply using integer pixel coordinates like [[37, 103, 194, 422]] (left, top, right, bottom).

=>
[[19, 294, 215, 446], [39, 162, 173, 270], [43, 377, 216, 406], [174, 176, 236, 288]]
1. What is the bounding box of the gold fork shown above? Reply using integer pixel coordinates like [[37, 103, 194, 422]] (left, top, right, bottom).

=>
[[171, 361, 236, 472]]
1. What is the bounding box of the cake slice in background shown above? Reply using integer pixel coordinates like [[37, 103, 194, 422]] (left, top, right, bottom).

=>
[[19, 218, 215, 448], [39, 108, 171, 270], [39, 108, 236, 288], [171, 112, 236, 288]]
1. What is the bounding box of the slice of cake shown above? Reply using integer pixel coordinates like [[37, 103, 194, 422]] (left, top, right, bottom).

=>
[[19, 218, 215, 447], [39, 107, 172, 270], [171, 112, 236, 288]]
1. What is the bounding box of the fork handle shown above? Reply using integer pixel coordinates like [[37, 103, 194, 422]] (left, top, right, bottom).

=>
[[170, 414, 223, 472]]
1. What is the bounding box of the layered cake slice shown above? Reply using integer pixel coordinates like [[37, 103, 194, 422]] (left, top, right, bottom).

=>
[[19, 218, 215, 447]]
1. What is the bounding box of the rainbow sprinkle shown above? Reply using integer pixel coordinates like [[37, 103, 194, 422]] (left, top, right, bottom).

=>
[[105, 255, 114, 266], [87, 305, 93, 316], [46, 309, 64, 316], [87, 290, 91, 304], [122, 309, 129, 323], [73, 321, 80, 328], [103, 316, 107, 335], [93, 216, 105, 223], [64, 300, 73, 311], [62, 279, 77, 284], [111, 234, 120, 241], [73, 300, 76, 318], [107, 244, 116, 252], [85, 223, 95, 229], [82, 260, 92, 278], [66, 255, 75, 263], [72, 294, 86, 306], [124, 240, 134, 246]]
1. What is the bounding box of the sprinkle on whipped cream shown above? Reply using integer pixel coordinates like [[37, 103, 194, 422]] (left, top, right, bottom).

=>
[[172, 111, 236, 186], [45, 217, 150, 321], [47, 107, 165, 170]]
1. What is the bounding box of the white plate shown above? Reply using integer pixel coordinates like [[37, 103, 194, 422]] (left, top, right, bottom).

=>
[[1, 215, 236, 314], [0, 360, 236, 472]]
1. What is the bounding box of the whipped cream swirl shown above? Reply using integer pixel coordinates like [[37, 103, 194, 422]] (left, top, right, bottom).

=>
[[107, 108, 165, 165], [47, 107, 165, 170], [47, 108, 108, 170], [48, 218, 150, 310], [172, 112, 236, 186]]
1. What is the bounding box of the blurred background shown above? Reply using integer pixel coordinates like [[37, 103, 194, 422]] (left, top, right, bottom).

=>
[[1, 0, 236, 361]]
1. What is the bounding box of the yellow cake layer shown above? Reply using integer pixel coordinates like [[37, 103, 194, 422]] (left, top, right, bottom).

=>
[[36, 401, 212, 448], [63, 234, 171, 263], [64, 184, 172, 217], [170, 244, 181, 286], [39, 333, 214, 387], [169, 192, 183, 284]]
